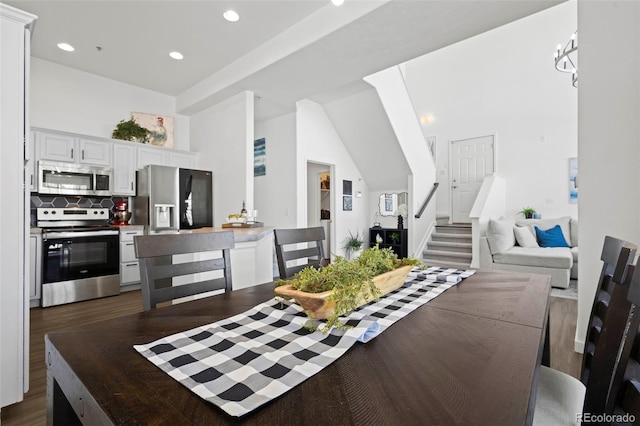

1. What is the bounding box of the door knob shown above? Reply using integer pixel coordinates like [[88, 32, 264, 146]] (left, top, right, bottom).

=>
[[452, 186, 458, 189]]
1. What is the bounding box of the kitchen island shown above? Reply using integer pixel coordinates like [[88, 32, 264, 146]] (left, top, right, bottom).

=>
[[165, 225, 274, 290]]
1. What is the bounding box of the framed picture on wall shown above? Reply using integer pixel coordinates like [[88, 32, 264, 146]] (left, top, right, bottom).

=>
[[254, 138, 266, 177], [569, 157, 578, 203], [343, 180, 352, 195], [131, 112, 175, 148], [343, 196, 352, 211]]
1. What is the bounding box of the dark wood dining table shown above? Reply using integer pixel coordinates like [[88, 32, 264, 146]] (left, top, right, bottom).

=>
[[45, 269, 551, 425]]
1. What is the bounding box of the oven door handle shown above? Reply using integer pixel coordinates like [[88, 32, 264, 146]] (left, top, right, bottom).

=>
[[44, 230, 119, 239]]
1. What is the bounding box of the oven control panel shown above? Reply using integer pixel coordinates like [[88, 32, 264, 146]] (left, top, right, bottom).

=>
[[37, 208, 110, 221]]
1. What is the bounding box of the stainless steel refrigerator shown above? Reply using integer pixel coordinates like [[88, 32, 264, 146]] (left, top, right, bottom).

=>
[[134, 165, 213, 232]]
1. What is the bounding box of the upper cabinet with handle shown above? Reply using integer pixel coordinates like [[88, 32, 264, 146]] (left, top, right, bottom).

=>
[[31, 127, 198, 196], [36, 129, 111, 166]]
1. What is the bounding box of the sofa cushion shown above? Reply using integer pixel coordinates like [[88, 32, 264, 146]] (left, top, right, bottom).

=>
[[493, 247, 573, 269], [571, 247, 579, 263], [536, 225, 571, 248], [514, 226, 539, 248], [516, 216, 573, 247], [486, 217, 516, 255]]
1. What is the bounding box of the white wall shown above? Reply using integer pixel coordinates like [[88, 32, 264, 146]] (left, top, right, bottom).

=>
[[575, 1, 640, 352], [364, 66, 437, 257], [296, 99, 370, 259], [404, 1, 577, 221], [190, 91, 254, 226], [254, 113, 297, 229], [30, 58, 190, 150]]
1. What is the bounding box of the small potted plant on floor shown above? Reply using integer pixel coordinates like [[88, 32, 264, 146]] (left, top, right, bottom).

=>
[[519, 207, 537, 219]]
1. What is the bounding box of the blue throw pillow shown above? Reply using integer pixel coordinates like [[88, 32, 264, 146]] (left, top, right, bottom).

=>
[[535, 225, 570, 248]]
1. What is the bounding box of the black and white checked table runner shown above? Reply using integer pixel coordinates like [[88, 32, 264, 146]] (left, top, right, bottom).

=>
[[134, 266, 475, 417]]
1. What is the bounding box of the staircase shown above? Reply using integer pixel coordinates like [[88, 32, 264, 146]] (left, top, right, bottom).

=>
[[423, 224, 472, 269]]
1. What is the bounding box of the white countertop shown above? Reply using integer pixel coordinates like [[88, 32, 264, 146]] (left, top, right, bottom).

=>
[[181, 226, 273, 243]]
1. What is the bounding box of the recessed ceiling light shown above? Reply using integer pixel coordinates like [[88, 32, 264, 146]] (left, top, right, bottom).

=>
[[331, 0, 345, 6], [57, 43, 74, 52], [420, 114, 435, 124], [169, 51, 184, 60], [223, 10, 239, 22]]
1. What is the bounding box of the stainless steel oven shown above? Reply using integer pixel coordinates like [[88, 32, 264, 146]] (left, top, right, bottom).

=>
[[38, 208, 120, 307]]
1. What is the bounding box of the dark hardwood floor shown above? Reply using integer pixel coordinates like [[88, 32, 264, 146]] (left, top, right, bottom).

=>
[[0, 292, 581, 426]]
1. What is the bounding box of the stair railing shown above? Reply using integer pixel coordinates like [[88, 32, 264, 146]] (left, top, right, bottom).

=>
[[414, 182, 439, 219]]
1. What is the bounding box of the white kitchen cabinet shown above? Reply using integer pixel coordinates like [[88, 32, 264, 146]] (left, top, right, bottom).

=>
[[31, 128, 199, 190], [137, 146, 168, 169], [29, 232, 42, 307], [28, 130, 37, 192], [37, 131, 76, 162], [120, 226, 144, 290], [36, 129, 112, 166], [1, 3, 36, 408], [78, 137, 112, 165], [137, 146, 198, 170], [113, 143, 137, 195], [168, 151, 198, 168]]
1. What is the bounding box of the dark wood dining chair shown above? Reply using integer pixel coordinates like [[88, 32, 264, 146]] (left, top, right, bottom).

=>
[[605, 262, 640, 419], [581, 236, 637, 385], [134, 231, 234, 310], [274, 227, 327, 280], [534, 240, 638, 425]]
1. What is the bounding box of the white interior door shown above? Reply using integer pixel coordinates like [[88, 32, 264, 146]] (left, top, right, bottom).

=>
[[450, 135, 495, 223]]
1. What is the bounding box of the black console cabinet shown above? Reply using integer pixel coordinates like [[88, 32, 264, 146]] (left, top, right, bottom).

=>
[[369, 228, 408, 258]]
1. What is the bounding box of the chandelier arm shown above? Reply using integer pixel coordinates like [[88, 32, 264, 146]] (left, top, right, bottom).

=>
[[554, 46, 578, 73]]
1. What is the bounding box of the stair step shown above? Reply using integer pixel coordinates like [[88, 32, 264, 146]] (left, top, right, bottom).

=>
[[423, 249, 472, 261], [427, 240, 472, 254], [423, 259, 472, 270], [431, 233, 472, 243], [434, 225, 472, 235]]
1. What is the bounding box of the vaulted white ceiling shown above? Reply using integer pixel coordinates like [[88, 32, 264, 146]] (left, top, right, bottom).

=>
[[7, 0, 563, 122]]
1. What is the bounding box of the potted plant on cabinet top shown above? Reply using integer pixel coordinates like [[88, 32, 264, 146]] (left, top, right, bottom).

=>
[[519, 207, 537, 219], [343, 231, 364, 260], [112, 118, 150, 143]]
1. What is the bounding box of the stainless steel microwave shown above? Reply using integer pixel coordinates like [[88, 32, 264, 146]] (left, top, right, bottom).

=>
[[38, 160, 113, 196]]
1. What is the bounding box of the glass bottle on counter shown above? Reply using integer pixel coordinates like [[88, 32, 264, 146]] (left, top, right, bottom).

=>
[[241, 201, 248, 217]]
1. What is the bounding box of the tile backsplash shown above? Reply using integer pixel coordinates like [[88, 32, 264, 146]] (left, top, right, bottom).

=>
[[30, 195, 128, 226]]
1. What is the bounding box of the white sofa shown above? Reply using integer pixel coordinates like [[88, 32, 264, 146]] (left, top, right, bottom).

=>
[[479, 216, 578, 288]]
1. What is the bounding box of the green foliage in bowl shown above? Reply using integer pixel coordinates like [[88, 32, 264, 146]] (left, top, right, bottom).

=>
[[277, 245, 423, 332]]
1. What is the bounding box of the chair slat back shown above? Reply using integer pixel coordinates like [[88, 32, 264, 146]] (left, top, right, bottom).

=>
[[134, 232, 234, 310], [274, 227, 326, 280], [583, 261, 635, 415], [606, 262, 640, 417], [581, 237, 637, 382]]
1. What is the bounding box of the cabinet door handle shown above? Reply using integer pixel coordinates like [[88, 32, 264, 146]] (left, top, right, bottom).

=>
[[30, 175, 33, 185], [125, 263, 137, 267], [126, 243, 134, 246], [131, 182, 133, 191], [82, 150, 85, 160], [125, 232, 137, 235], [71, 148, 74, 159]]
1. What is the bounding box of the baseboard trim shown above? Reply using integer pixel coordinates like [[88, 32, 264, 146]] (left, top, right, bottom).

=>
[[574, 337, 585, 354]]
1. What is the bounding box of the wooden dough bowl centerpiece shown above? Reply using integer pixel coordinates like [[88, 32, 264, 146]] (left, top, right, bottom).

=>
[[275, 245, 422, 332]]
